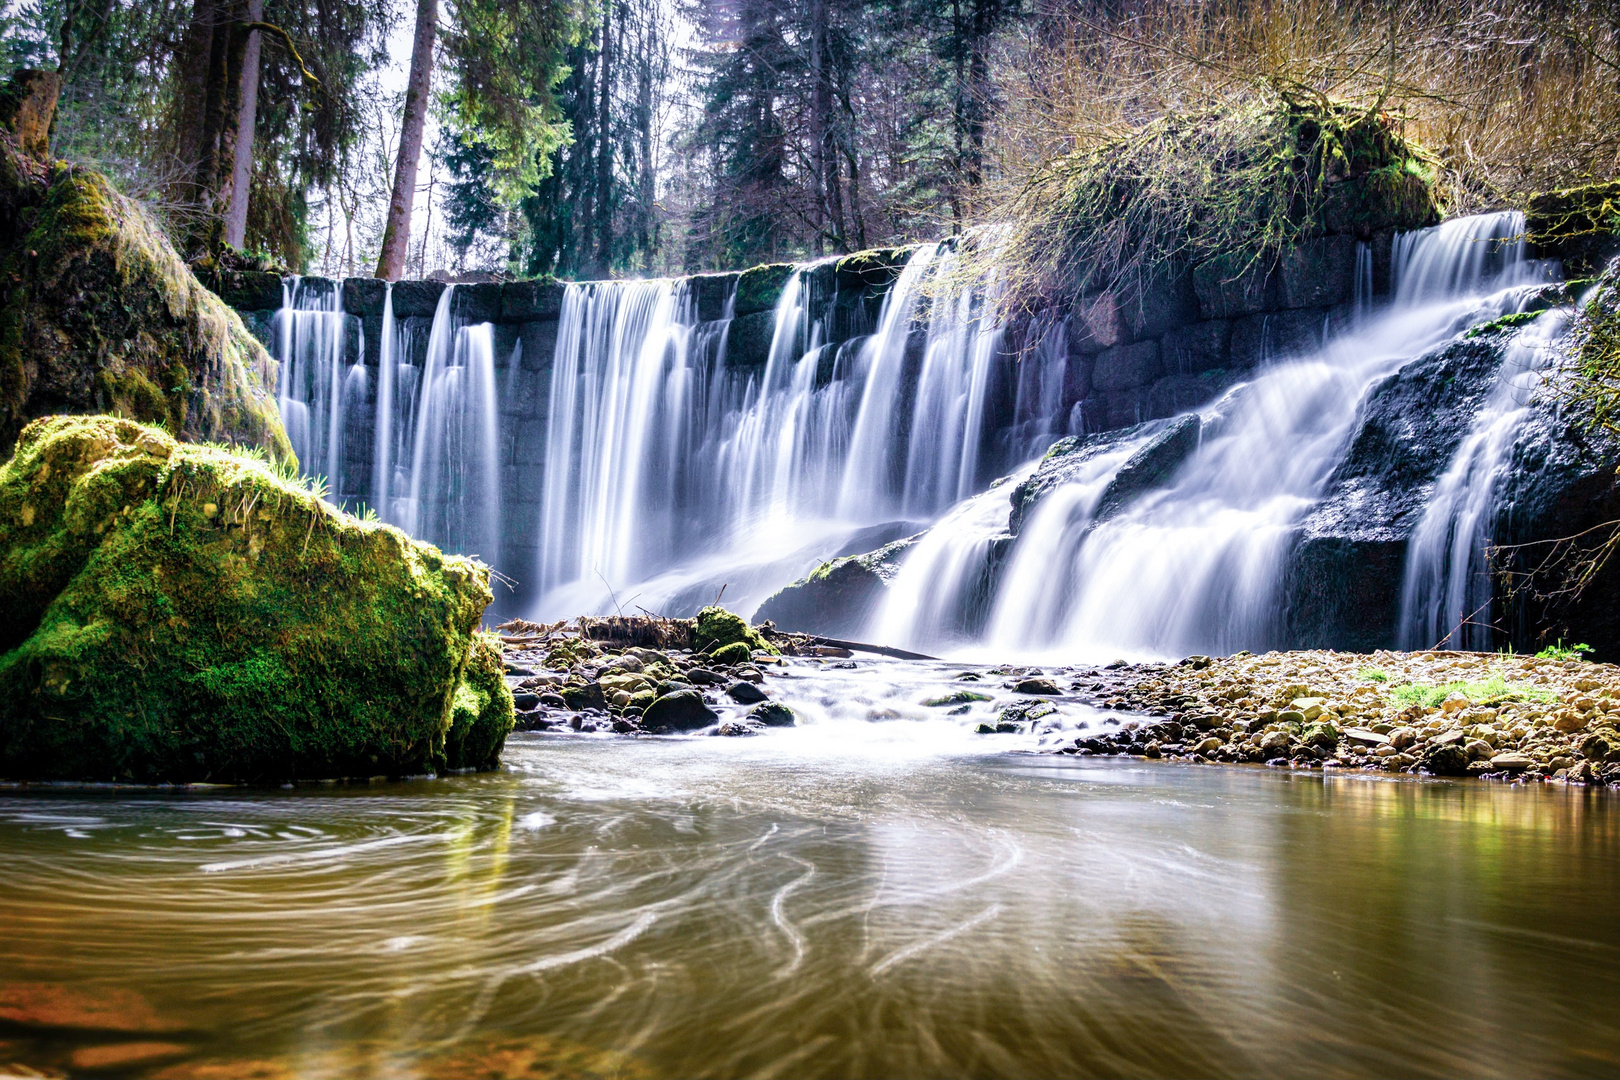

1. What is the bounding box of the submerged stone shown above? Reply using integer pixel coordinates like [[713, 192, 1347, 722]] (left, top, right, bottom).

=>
[[641, 689, 717, 733], [0, 416, 511, 783], [749, 702, 796, 727]]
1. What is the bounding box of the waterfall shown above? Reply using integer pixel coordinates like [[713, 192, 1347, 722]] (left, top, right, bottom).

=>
[[531, 246, 1053, 618], [876, 211, 1553, 659], [274, 277, 362, 504], [396, 287, 503, 563], [1397, 307, 1570, 649], [276, 281, 504, 566]]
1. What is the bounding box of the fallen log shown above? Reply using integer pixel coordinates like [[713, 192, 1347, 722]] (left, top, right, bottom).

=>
[[803, 636, 939, 661]]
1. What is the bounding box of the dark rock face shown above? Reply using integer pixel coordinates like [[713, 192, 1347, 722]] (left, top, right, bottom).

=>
[[1009, 416, 1199, 534], [1495, 371, 1620, 660], [1526, 181, 1620, 276], [1093, 415, 1201, 522], [1284, 334, 1508, 650]]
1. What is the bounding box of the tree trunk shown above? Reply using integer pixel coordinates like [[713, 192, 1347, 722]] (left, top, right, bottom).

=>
[[808, 0, 828, 255], [223, 0, 264, 250], [593, 0, 615, 276], [186, 0, 250, 255], [375, 0, 437, 281]]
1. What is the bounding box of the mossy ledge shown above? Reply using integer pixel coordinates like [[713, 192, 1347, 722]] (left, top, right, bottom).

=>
[[0, 415, 512, 784], [0, 71, 289, 461]]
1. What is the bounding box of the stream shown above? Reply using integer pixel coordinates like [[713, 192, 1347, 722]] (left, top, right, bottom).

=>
[[4, 662, 1618, 1078]]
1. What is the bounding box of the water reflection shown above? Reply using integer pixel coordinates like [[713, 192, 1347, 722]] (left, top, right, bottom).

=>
[[1, 741, 1617, 1078]]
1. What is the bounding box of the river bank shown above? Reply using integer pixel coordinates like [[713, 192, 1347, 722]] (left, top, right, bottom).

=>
[[504, 621, 1620, 789]]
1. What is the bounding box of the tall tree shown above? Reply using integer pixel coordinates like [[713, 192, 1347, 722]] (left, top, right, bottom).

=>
[[223, 0, 263, 249], [375, 0, 436, 280]]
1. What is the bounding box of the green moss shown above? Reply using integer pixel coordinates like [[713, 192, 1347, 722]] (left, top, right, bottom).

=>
[[0, 415, 504, 783], [693, 605, 777, 655], [923, 690, 992, 707], [1387, 673, 1555, 708], [0, 145, 289, 462], [1466, 310, 1542, 338], [733, 262, 797, 316], [709, 641, 753, 666], [1526, 181, 1620, 275], [444, 631, 514, 771]]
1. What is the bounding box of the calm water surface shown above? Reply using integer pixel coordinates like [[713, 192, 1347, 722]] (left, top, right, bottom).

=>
[[2, 666, 1618, 1079]]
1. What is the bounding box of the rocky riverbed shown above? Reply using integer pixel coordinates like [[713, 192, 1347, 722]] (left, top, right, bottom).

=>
[[510, 617, 1620, 788], [1065, 648, 1620, 786]]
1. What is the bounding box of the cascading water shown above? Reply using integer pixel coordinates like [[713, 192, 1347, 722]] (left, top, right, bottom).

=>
[[875, 212, 1555, 659], [274, 277, 365, 504], [531, 243, 1066, 618], [1397, 306, 1571, 650], [276, 281, 504, 565]]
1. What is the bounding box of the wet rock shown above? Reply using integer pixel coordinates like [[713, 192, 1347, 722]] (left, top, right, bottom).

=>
[[754, 533, 923, 636], [1423, 743, 1471, 776], [641, 690, 717, 733], [1014, 677, 1061, 695], [512, 692, 541, 710], [1489, 752, 1534, 771], [924, 690, 992, 707], [750, 702, 796, 727], [726, 680, 768, 704], [686, 666, 725, 686], [716, 719, 764, 736], [562, 683, 607, 712]]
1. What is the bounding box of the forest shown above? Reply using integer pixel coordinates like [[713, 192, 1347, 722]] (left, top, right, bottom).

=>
[[2, 0, 1617, 283]]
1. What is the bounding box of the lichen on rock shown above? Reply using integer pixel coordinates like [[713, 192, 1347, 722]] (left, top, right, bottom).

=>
[[0, 415, 511, 783]]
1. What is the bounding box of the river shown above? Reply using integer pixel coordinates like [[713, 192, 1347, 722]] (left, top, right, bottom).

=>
[[2, 664, 1618, 1078]]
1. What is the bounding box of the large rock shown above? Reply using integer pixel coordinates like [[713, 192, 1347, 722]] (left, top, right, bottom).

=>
[[0, 416, 512, 782], [1284, 332, 1506, 649], [0, 89, 289, 462], [1008, 417, 1198, 534], [754, 534, 921, 636]]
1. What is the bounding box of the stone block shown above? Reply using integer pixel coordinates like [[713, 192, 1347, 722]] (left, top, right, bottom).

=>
[[1322, 170, 1440, 237], [1103, 391, 1146, 430], [519, 319, 559, 373], [688, 272, 739, 322], [391, 280, 447, 318], [1144, 371, 1236, 420], [359, 315, 384, 364], [1159, 320, 1230, 374], [451, 282, 501, 323], [341, 277, 387, 315], [213, 270, 284, 311], [734, 263, 795, 317], [1092, 339, 1161, 393], [1279, 235, 1357, 309], [500, 280, 566, 321], [1230, 310, 1326, 367], [725, 310, 776, 369], [1193, 251, 1275, 319], [1120, 273, 1197, 340], [835, 246, 914, 290], [512, 419, 548, 465], [1064, 354, 1094, 402], [1067, 293, 1130, 354]]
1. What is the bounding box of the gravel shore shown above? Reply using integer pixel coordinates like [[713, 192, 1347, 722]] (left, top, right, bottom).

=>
[[1065, 649, 1620, 786]]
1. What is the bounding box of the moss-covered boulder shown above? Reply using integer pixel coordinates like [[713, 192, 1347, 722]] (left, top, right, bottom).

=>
[[0, 415, 511, 783], [0, 74, 288, 461], [693, 605, 778, 655]]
